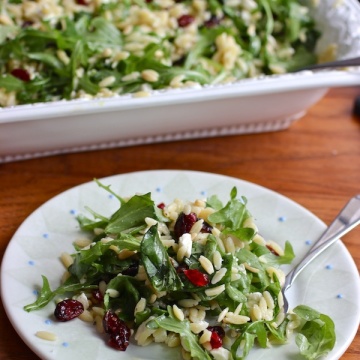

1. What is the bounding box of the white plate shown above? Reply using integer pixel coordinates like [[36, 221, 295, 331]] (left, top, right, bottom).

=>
[[1, 0, 360, 163], [1, 170, 359, 360]]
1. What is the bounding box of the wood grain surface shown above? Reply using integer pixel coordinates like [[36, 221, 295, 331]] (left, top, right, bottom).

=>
[[0, 87, 359, 359]]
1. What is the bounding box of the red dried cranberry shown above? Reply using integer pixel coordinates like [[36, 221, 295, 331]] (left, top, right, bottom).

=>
[[204, 15, 221, 28], [157, 202, 165, 209], [103, 310, 130, 351], [201, 220, 213, 233], [178, 14, 195, 27], [54, 299, 84, 322], [108, 331, 130, 351], [103, 310, 121, 334], [207, 326, 225, 349], [76, 0, 89, 5], [210, 331, 222, 349], [183, 269, 209, 287], [92, 289, 104, 303], [266, 244, 280, 256], [174, 212, 198, 240], [11, 68, 30, 82]]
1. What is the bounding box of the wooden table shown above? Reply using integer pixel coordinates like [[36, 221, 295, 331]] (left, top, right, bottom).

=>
[[0, 87, 359, 359]]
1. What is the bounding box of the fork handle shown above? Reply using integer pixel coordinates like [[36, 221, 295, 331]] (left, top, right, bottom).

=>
[[297, 56, 360, 71], [283, 195, 360, 291]]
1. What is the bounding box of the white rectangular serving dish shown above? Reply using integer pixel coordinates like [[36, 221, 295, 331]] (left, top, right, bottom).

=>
[[1, 0, 360, 163]]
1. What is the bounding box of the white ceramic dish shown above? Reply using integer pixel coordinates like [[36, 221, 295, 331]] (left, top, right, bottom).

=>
[[1, 170, 360, 360], [1, 0, 360, 163]]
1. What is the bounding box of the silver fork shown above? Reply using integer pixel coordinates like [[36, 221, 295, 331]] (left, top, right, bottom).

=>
[[295, 56, 360, 72], [282, 195, 360, 313]]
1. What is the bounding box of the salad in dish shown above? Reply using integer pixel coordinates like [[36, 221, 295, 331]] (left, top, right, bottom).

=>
[[24, 181, 336, 360], [0, 0, 319, 107]]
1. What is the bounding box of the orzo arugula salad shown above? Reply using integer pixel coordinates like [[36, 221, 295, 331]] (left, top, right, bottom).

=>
[[24, 181, 336, 360], [0, 0, 319, 107]]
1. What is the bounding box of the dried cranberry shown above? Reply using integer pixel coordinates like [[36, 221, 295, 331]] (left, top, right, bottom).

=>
[[266, 244, 280, 256], [108, 331, 130, 351], [103, 310, 130, 351], [208, 326, 225, 338], [201, 220, 213, 233], [183, 269, 209, 287], [178, 14, 195, 27], [91, 289, 104, 303], [207, 326, 225, 349], [103, 310, 121, 334], [210, 331, 222, 349], [121, 262, 139, 276], [176, 263, 188, 274], [174, 212, 198, 240], [157, 202, 165, 209], [11, 68, 30, 82], [76, 0, 89, 5], [54, 299, 84, 322], [204, 15, 221, 28], [22, 20, 33, 28]]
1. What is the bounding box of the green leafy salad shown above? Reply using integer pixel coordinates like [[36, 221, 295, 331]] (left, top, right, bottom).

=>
[[24, 181, 336, 359], [0, 0, 320, 106]]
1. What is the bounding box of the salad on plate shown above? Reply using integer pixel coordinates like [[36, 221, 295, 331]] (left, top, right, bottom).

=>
[[24, 181, 335, 360]]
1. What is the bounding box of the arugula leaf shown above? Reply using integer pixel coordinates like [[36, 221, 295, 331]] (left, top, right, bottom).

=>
[[104, 275, 149, 321], [206, 194, 224, 211], [294, 305, 336, 360], [94, 178, 126, 203], [140, 225, 183, 292], [106, 193, 156, 234], [0, 75, 24, 91], [225, 283, 247, 304], [23, 275, 53, 312], [223, 227, 256, 242], [258, 241, 295, 265], [28, 52, 64, 70], [84, 17, 122, 49], [207, 187, 250, 230], [231, 331, 256, 360], [77, 214, 108, 231], [23, 275, 97, 312], [67, 235, 141, 281]]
